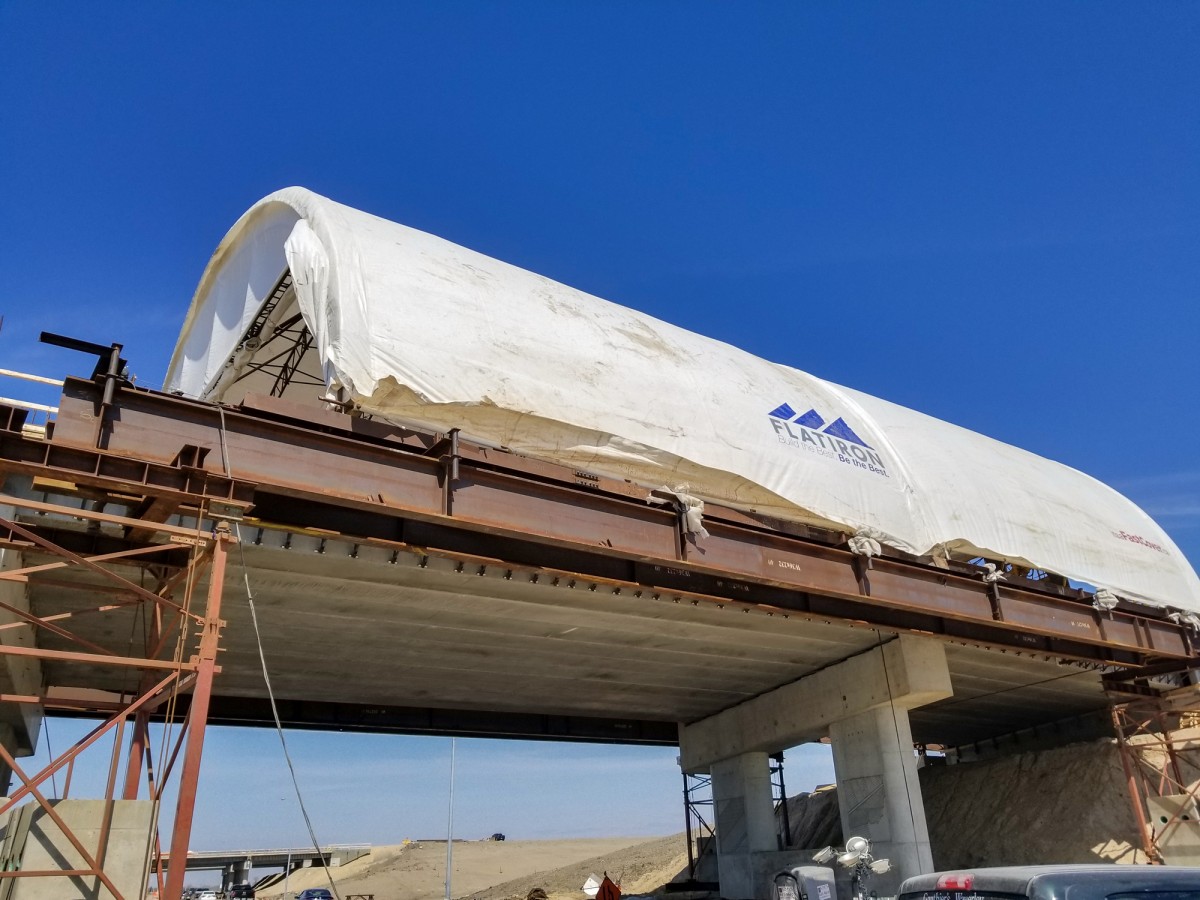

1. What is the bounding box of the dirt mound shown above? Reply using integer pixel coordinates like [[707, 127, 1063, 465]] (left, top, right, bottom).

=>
[[260, 736, 1165, 900], [920, 738, 1149, 868], [466, 833, 689, 900], [257, 836, 687, 900], [780, 785, 841, 850]]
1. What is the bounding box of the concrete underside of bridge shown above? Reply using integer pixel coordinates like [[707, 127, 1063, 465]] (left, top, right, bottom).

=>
[[16, 524, 1117, 749], [0, 376, 1195, 900]]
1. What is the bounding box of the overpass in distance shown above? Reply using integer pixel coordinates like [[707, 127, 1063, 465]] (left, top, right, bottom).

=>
[[0, 367, 1196, 900], [160, 846, 369, 893]]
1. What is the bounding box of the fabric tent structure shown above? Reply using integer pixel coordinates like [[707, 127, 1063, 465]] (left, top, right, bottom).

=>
[[165, 187, 1200, 616]]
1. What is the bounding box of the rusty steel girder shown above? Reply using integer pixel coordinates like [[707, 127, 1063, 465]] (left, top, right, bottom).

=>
[[0, 375, 1186, 667]]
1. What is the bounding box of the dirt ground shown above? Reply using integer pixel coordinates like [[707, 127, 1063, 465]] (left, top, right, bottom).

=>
[[257, 734, 1196, 900], [258, 835, 689, 900]]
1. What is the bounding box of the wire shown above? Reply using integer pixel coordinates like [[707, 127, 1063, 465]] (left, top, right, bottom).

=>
[[930, 665, 1092, 709], [874, 631, 923, 860], [41, 716, 56, 797], [217, 406, 343, 900]]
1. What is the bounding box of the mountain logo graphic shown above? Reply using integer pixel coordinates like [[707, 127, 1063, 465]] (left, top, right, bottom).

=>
[[767, 404, 872, 449]]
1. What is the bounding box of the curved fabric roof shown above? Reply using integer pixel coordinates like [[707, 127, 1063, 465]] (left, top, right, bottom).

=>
[[166, 187, 1200, 614]]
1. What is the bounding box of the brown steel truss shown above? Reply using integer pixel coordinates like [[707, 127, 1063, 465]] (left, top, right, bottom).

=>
[[0, 499, 235, 900], [1110, 701, 1200, 865]]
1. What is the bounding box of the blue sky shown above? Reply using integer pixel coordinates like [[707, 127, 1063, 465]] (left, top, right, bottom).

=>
[[1, 1, 1198, 857]]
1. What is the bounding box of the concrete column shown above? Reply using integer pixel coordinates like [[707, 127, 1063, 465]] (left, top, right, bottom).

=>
[[679, 636, 952, 900], [710, 751, 777, 900], [829, 704, 933, 896]]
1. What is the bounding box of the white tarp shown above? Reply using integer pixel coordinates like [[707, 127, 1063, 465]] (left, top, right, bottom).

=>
[[166, 187, 1200, 614]]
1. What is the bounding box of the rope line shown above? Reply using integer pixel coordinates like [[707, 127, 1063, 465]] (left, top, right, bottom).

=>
[[874, 631, 923, 858]]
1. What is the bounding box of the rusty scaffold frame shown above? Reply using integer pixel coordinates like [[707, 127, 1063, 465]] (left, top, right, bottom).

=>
[[1106, 665, 1200, 865], [681, 768, 716, 883], [0, 496, 236, 900], [0, 362, 249, 900], [0, 341, 252, 900]]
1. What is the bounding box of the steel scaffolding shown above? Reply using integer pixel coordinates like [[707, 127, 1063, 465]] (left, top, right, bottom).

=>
[[0, 499, 234, 900]]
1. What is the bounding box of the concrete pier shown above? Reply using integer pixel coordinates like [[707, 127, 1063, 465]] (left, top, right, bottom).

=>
[[709, 752, 779, 897], [829, 705, 933, 894], [679, 635, 952, 899]]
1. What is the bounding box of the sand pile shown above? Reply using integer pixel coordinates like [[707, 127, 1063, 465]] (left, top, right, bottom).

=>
[[258, 836, 688, 900], [920, 737, 1150, 868], [466, 833, 689, 900]]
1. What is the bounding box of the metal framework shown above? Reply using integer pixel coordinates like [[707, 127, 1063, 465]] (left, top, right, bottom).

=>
[[770, 752, 791, 850], [0, 501, 235, 900], [24, 376, 1195, 669], [1107, 676, 1200, 865], [212, 274, 326, 401], [681, 770, 716, 883]]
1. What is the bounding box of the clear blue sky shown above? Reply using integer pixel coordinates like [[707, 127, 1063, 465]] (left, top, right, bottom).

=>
[[1, 1, 1197, 856]]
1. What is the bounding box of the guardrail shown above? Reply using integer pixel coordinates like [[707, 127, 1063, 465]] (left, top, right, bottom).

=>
[[0, 367, 61, 434]]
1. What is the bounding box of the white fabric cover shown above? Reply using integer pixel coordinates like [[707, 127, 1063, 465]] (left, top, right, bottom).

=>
[[166, 187, 1200, 614]]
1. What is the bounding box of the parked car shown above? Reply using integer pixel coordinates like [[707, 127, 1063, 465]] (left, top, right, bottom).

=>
[[296, 890, 333, 900], [899, 865, 1200, 900], [229, 885, 255, 899], [198, 892, 218, 900]]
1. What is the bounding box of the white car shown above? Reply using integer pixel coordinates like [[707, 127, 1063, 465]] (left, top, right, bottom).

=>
[[198, 892, 218, 900]]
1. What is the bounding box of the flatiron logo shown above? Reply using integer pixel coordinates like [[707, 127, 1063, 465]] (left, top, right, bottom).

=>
[[767, 403, 890, 477]]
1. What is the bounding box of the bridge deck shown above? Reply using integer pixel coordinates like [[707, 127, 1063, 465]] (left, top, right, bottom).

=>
[[0, 376, 1193, 754]]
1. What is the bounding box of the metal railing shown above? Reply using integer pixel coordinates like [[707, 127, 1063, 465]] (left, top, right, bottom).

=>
[[0, 367, 61, 435]]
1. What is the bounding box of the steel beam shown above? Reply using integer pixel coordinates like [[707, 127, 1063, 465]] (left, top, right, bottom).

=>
[[24, 380, 1196, 665]]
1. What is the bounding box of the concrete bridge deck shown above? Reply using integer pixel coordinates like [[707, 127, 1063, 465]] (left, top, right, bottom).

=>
[[164, 846, 369, 871]]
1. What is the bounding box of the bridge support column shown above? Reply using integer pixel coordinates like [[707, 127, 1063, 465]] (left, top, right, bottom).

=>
[[222, 858, 252, 892], [708, 751, 778, 899], [679, 635, 952, 900], [829, 704, 933, 895]]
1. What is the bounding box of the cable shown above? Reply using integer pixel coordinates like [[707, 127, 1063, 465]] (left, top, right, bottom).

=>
[[217, 406, 343, 900], [929, 665, 1092, 709], [41, 717, 56, 797], [874, 631, 923, 859]]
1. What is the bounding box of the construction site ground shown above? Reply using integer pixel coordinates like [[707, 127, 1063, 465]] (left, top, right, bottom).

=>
[[256, 836, 689, 900], [258, 733, 1200, 900]]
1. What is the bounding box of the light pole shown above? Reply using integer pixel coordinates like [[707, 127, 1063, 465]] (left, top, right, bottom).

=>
[[444, 738, 457, 900]]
